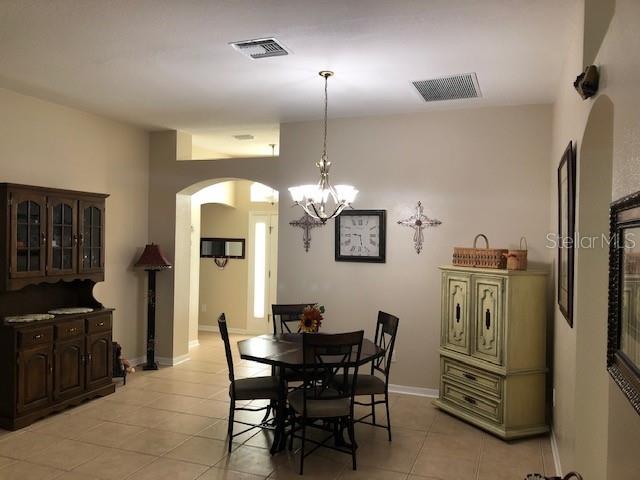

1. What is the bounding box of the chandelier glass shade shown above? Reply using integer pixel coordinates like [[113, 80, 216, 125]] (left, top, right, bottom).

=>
[[288, 71, 358, 222]]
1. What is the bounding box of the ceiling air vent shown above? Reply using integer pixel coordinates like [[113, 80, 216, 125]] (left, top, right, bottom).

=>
[[412, 73, 481, 102], [233, 134, 255, 140], [230, 38, 289, 59]]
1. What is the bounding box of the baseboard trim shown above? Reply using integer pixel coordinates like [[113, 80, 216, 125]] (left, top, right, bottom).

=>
[[128, 356, 145, 368], [550, 428, 562, 476], [388, 384, 439, 398], [156, 353, 191, 367], [199, 325, 266, 335], [188, 340, 200, 349]]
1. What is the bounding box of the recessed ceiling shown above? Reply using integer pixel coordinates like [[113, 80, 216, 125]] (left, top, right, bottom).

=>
[[0, 0, 576, 139]]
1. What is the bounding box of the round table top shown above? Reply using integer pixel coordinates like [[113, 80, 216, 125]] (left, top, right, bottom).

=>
[[237, 333, 384, 368]]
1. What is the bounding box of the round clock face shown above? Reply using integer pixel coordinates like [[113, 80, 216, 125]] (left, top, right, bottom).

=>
[[339, 215, 380, 257]]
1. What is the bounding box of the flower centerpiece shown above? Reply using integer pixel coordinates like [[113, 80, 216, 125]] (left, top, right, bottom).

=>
[[298, 304, 325, 333]]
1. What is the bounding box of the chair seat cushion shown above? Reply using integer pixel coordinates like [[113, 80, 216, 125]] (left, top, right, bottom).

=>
[[233, 376, 281, 401], [334, 374, 386, 395], [288, 388, 350, 418]]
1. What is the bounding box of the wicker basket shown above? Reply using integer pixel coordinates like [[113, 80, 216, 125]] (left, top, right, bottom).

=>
[[453, 234, 507, 269], [504, 237, 528, 270]]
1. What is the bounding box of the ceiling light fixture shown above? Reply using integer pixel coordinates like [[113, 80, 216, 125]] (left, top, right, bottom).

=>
[[288, 71, 357, 223]]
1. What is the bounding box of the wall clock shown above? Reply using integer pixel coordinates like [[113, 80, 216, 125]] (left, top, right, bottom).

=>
[[335, 210, 386, 263]]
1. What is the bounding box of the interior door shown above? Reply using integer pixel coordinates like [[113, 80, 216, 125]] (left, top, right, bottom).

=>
[[247, 213, 278, 334], [9, 189, 47, 279], [47, 196, 78, 275]]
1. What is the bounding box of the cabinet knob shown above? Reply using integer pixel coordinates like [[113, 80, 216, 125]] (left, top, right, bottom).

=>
[[41, 232, 47, 245], [97, 322, 104, 327], [33, 334, 43, 340]]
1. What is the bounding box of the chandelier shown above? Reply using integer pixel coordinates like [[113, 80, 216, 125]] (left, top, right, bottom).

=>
[[288, 71, 358, 223]]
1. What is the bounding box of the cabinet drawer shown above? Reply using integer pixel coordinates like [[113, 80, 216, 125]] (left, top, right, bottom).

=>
[[55, 319, 84, 340], [87, 315, 111, 333], [441, 379, 502, 424], [19, 326, 53, 348], [441, 357, 503, 398]]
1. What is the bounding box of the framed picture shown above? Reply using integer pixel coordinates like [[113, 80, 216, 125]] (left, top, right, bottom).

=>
[[558, 141, 576, 326], [335, 210, 386, 263], [608, 190, 640, 415]]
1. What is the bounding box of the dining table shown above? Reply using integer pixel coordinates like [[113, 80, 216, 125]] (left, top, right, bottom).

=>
[[237, 332, 385, 454]]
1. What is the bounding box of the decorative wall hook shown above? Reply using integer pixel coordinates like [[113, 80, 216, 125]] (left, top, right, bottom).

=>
[[397, 201, 442, 254], [289, 213, 325, 252]]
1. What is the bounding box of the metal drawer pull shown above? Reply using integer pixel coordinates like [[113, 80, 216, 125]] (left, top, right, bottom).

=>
[[455, 303, 461, 322], [463, 372, 477, 381], [33, 334, 43, 340], [97, 322, 105, 327], [485, 309, 491, 329], [68, 328, 78, 333], [463, 395, 477, 405]]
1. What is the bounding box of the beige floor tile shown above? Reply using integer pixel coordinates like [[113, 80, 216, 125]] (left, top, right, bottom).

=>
[[73, 402, 130, 422], [477, 459, 543, 480], [72, 447, 156, 479], [337, 465, 408, 479], [76, 422, 145, 448], [29, 415, 105, 440], [26, 439, 106, 471], [429, 411, 485, 436], [119, 428, 190, 456], [0, 431, 59, 460], [114, 406, 172, 428], [387, 397, 438, 432], [541, 436, 557, 477], [197, 467, 265, 479], [411, 451, 477, 480], [419, 431, 484, 461], [53, 473, 100, 480], [356, 426, 426, 473], [215, 445, 277, 477], [195, 419, 258, 444], [154, 411, 217, 435], [129, 458, 208, 480], [106, 388, 168, 407], [0, 458, 12, 469], [0, 460, 63, 480], [165, 436, 229, 466], [270, 451, 346, 479], [481, 435, 543, 472]]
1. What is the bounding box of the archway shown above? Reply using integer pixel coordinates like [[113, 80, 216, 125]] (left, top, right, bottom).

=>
[[573, 95, 613, 476], [174, 177, 279, 357]]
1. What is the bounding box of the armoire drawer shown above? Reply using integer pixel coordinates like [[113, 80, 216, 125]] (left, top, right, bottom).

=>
[[441, 379, 503, 424], [441, 356, 503, 398]]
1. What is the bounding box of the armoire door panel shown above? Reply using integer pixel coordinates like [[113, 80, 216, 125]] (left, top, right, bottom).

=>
[[442, 273, 471, 354], [472, 277, 504, 365]]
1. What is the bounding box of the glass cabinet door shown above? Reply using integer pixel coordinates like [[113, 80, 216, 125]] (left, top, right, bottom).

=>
[[10, 190, 47, 278], [47, 197, 78, 275], [79, 200, 105, 273]]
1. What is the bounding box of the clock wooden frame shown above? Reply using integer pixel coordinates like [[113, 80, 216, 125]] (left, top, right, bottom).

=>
[[335, 209, 386, 263]]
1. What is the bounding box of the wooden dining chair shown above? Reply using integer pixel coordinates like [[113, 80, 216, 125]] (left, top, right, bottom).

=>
[[287, 331, 364, 475], [335, 311, 399, 441], [271, 303, 317, 335], [218, 314, 284, 452]]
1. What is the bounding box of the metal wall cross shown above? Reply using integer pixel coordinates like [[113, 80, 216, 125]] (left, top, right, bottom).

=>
[[289, 213, 325, 252], [397, 201, 442, 254]]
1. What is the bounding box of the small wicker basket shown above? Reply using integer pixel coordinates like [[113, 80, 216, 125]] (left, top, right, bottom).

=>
[[453, 234, 507, 269], [504, 237, 528, 270]]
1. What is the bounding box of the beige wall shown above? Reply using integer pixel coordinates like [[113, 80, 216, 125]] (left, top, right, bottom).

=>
[[278, 106, 554, 389], [198, 180, 277, 331], [549, 0, 640, 477], [0, 87, 149, 359]]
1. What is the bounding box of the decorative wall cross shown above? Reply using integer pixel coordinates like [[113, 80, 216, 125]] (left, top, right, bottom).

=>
[[397, 201, 442, 254], [289, 213, 325, 252]]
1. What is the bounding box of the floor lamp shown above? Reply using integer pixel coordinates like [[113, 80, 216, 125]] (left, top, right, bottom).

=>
[[135, 243, 172, 370]]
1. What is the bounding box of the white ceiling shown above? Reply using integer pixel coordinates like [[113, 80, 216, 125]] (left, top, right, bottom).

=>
[[0, 0, 576, 154]]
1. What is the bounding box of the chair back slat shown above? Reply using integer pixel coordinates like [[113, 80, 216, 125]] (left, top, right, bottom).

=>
[[372, 311, 399, 380], [217, 314, 235, 386], [302, 331, 364, 406], [271, 303, 317, 335]]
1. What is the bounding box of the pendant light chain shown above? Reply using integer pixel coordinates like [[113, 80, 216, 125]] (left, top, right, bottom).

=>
[[322, 73, 328, 159]]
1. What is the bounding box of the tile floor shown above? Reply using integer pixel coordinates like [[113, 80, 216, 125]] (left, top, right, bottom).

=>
[[0, 332, 556, 479]]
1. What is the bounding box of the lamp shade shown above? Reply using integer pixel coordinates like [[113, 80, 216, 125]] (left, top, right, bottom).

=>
[[134, 244, 172, 270]]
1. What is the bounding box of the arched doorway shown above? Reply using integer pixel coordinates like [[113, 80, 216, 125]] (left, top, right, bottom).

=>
[[175, 178, 279, 352]]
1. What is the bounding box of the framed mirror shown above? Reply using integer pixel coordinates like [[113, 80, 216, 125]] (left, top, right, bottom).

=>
[[200, 238, 245, 259], [608, 190, 640, 415]]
